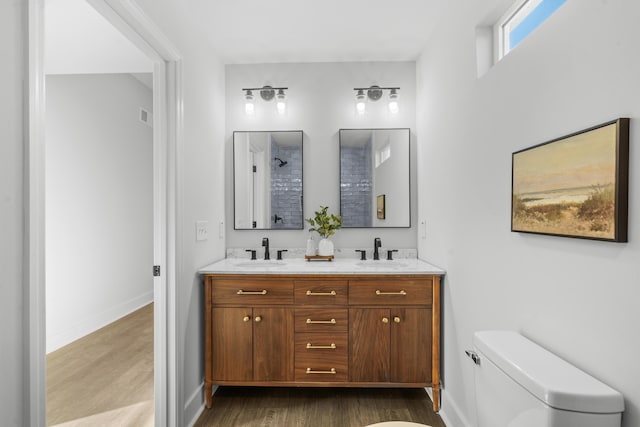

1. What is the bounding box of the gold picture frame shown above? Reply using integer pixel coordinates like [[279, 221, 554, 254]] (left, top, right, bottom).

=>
[[377, 194, 386, 220]]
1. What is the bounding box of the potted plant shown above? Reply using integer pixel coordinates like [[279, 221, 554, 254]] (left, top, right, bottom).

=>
[[306, 206, 342, 256]]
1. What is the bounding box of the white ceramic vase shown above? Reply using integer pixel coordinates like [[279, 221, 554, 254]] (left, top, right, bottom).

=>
[[317, 238, 334, 256]]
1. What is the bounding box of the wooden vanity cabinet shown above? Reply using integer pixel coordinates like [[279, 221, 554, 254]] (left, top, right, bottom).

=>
[[204, 273, 442, 412], [210, 306, 294, 382], [349, 278, 433, 384], [204, 276, 294, 400], [350, 307, 431, 383], [294, 279, 349, 382]]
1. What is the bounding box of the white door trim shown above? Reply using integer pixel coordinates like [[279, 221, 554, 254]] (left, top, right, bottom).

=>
[[26, 0, 182, 425]]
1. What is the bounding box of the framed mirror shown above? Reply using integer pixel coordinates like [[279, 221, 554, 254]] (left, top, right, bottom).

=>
[[339, 128, 410, 228], [233, 131, 304, 230]]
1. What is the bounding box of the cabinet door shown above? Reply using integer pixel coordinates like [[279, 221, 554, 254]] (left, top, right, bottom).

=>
[[390, 308, 431, 383], [253, 307, 294, 382], [349, 308, 390, 382], [211, 307, 253, 381]]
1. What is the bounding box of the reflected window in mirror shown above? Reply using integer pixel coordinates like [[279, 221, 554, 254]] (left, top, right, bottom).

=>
[[233, 131, 303, 230], [339, 128, 410, 228]]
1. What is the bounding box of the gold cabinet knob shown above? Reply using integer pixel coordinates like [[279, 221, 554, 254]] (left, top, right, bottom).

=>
[[382, 317, 389, 324], [243, 316, 251, 322], [254, 316, 262, 323], [394, 316, 401, 323]]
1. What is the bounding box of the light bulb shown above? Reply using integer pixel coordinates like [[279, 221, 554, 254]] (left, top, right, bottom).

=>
[[276, 89, 286, 115], [355, 89, 366, 115], [388, 89, 399, 114], [244, 90, 254, 115]]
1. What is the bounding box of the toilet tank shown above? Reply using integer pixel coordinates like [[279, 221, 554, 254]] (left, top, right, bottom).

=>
[[471, 331, 624, 427]]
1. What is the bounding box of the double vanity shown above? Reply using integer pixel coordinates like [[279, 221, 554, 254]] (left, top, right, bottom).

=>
[[200, 256, 445, 412]]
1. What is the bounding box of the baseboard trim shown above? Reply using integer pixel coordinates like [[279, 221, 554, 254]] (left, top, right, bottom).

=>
[[435, 389, 471, 427], [185, 382, 220, 427], [184, 382, 204, 427], [46, 291, 153, 353]]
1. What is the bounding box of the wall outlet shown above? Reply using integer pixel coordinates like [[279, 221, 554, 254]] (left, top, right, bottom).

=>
[[196, 221, 209, 241]]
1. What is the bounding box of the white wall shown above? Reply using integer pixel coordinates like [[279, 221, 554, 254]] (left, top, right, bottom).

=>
[[45, 74, 153, 353], [0, 0, 25, 424], [225, 62, 417, 252], [133, 2, 227, 424], [416, 1, 640, 426], [45, 0, 153, 75]]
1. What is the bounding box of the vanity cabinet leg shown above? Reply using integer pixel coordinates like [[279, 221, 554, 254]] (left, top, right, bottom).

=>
[[205, 382, 213, 408], [432, 275, 441, 412]]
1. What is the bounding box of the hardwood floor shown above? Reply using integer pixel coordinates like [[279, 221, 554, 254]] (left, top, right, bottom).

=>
[[194, 386, 447, 427], [46, 304, 446, 427], [46, 303, 154, 426]]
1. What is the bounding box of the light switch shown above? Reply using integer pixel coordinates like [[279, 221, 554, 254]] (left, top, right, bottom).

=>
[[420, 220, 427, 239], [218, 221, 225, 239], [196, 221, 209, 241]]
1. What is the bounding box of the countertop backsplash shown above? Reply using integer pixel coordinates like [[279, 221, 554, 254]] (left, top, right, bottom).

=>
[[226, 247, 418, 260]]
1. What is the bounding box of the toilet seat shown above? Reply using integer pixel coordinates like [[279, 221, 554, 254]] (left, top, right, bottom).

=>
[[365, 422, 430, 427]]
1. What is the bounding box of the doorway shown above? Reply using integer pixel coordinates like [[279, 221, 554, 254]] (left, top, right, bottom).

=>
[[44, 69, 155, 423], [27, 0, 182, 425]]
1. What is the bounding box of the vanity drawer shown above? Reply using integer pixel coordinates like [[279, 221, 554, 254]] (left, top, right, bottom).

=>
[[208, 278, 294, 305], [295, 308, 348, 332], [349, 278, 433, 306], [294, 280, 348, 305], [295, 332, 348, 381]]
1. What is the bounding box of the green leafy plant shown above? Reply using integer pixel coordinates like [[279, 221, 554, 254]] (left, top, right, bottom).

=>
[[306, 206, 342, 238]]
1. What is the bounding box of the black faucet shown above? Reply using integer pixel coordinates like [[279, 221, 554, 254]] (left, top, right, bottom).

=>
[[355, 249, 367, 261], [262, 237, 270, 260], [373, 237, 382, 260]]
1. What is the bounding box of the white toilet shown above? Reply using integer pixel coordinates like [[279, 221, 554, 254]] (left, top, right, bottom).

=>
[[470, 331, 624, 427]]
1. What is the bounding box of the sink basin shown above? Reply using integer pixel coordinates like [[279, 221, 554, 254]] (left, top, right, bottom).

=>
[[234, 261, 286, 268]]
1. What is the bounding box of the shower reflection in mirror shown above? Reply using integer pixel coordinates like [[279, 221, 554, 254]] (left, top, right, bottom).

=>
[[233, 131, 303, 230], [339, 128, 410, 228]]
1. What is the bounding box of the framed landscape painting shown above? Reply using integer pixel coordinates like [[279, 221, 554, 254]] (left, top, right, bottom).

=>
[[512, 118, 629, 242]]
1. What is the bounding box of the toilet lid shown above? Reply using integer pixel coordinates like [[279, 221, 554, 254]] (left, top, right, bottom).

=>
[[474, 331, 624, 413]]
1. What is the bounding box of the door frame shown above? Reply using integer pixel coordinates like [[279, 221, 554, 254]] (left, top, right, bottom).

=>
[[26, 0, 183, 425]]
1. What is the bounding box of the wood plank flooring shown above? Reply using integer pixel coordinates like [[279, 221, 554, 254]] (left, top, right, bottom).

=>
[[194, 386, 447, 427], [46, 303, 154, 426], [46, 304, 446, 427]]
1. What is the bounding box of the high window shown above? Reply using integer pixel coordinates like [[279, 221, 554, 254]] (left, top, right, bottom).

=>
[[496, 0, 567, 58]]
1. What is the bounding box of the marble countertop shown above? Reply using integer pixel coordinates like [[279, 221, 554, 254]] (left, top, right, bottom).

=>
[[199, 257, 445, 275]]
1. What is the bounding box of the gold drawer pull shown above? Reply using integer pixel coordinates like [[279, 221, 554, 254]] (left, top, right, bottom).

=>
[[306, 368, 336, 374], [306, 318, 337, 324], [306, 290, 337, 296], [306, 343, 337, 349], [243, 316, 251, 322], [382, 317, 389, 324], [394, 316, 401, 323], [376, 290, 407, 296], [237, 289, 267, 295]]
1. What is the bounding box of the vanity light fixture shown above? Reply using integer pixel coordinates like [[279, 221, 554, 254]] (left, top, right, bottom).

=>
[[355, 89, 366, 115], [353, 86, 400, 115], [388, 88, 399, 114], [276, 89, 287, 115], [242, 85, 288, 115], [244, 90, 255, 115]]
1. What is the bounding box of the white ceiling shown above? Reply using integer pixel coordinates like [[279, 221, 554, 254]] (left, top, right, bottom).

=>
[[46, 0, 451, 73], [186, 0, 450, 64]]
